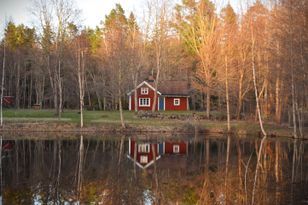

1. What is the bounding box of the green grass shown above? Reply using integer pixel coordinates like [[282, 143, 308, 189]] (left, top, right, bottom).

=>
[[2, 109, 296, 137], [1, 109, 249, 132], [2, 109, 195, 126]]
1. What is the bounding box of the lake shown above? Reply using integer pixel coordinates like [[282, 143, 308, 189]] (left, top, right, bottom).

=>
[[0, 134, 307, 205]]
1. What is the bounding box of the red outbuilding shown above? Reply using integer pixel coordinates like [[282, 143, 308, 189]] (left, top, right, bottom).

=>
[[127, 79, 190, 111]]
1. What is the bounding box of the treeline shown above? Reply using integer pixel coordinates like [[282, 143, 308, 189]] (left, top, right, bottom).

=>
[[0, 0, 307, 126]]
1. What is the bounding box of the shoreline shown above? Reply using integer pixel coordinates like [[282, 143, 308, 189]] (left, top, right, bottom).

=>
[[0, 120, 303, 139]]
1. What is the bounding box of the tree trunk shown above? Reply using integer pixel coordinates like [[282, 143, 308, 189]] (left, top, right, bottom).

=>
[[275, 141, 280, 183], [133, 74, 138, 112], [225, 135, 231, 184], [225, 56, 231, 132], [1, 42, 5, 126], [16, 62, 20, 109], [275, 74, 282, 123], [95, 90, 102, 110], [78, 50, 85, 128], [291, 55, 297, 138], [251, 22, 267, 137], [22, 72, 26, 108], [46, 55, 58, 111], [57, 59, 62, 119], [288, 0, 297, 138], [86, 82, 91, 109], [152, 55, 160, 112], [28, 71, 33, 108], [77, 135, 84, 199], [251, 137, 267, 205], [90, 74, 102, 110], [236, 67, 244, 120], [117, 56, 125, 128], [206, 86, 210, 119], [119, 93, 125, 128]]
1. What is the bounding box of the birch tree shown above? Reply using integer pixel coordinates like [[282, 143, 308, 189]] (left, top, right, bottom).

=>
[[149, 0, 169, 112], [221, 4, 238, 131]]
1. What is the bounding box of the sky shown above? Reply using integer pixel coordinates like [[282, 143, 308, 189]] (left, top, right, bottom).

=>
[[0, 0, 246, 37]]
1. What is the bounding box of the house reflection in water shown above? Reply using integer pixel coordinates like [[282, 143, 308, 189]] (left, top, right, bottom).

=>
[[127, 138, 188, 169]]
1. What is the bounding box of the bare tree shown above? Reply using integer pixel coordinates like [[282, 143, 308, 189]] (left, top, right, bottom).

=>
[[250, 19, 267, 136], [149, 0, 169, 112], [0, 38, 5, 127], [77, 46, 86, 128]]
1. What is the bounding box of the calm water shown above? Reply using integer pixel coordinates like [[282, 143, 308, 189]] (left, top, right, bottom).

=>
[[0, 134, 307, 205]]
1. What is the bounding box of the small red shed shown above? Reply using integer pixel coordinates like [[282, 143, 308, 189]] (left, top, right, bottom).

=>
[[127, 79, 190, 111]]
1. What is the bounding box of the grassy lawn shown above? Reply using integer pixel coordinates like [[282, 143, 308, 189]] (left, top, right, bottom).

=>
[[2, 109, 196, 126], [2, 109, 296, 136]]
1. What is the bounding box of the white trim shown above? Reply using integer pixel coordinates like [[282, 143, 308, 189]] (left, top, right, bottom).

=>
[[139, 98, 150, 107], [141, 87, 149, 95], [163, 97, 165, 111], [129, 95, 131, 110], [144, 156, 161, 169], [158, 96, 160, 110], [173, 145, 180, 153], [187, 97, 189, 110], [174, 98, 180, 106], [127, 81, 162, 96], [128, 138, 131, 155], [140, 155, 148, 163], [138, 144, 150, 153], [127, 155, 161, 169]]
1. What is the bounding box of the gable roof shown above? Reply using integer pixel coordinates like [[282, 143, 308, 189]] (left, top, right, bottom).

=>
[[127, 80, 190, 96], [127, 81, 162, 96], [127, 155, 161, 169]]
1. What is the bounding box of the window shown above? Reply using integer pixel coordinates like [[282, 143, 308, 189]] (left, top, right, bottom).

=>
[[141, 87, 149, 95], [140, 155, 148, 164], [174, 98, 180, 106], [138, 144, 150, 153], [139, 98, 150, 107], [173, 145, 180, 153]]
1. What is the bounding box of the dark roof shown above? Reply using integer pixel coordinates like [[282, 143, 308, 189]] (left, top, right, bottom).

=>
[[148, 80, 190, 96]]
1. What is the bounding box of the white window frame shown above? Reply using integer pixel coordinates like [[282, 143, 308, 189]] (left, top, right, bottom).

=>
[[140, 155, 148, 163], [174, 98, 180, 106], [141, 87, 149, 95], [139, 98, 150, 107], [173, 145, 180, 153], [138, 144, 150, 153]]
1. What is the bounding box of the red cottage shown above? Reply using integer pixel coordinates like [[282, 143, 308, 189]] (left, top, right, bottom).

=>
[[127, 79, 190, 111], [127, 138, 188, 169]]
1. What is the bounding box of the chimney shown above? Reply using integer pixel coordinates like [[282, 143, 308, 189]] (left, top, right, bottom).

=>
[[147, 75, 155, 82]]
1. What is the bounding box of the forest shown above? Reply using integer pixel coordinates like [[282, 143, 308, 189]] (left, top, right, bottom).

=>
[[0, 0, 307, 135]]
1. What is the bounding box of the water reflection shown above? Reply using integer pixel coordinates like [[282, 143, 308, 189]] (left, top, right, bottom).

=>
[[127, 138, 187, 169], [0, 135, 307, 204]]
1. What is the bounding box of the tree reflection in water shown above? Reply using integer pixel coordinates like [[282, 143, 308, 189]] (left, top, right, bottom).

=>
[[0, 134, 307, 204]]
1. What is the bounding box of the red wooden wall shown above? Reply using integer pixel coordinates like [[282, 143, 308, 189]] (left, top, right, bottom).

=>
[[164, 97, 188, 111], [130, 85, 158, 111]]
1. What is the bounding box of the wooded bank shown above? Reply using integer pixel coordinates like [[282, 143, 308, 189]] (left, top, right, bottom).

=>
[[0, 0, 307, 137]]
